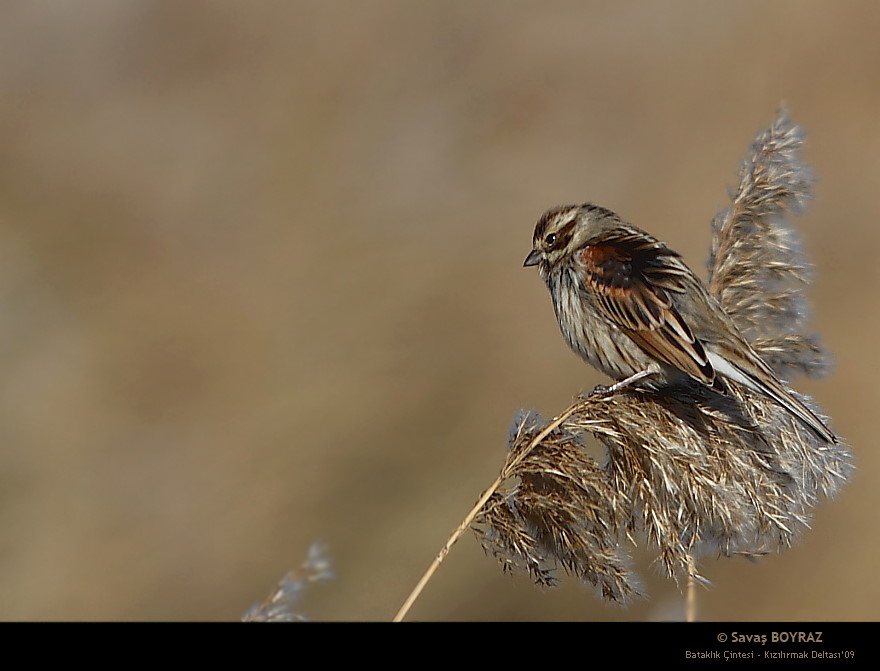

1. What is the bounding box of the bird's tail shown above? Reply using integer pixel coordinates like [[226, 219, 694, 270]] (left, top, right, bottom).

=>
[[707, 351, 837, 444]]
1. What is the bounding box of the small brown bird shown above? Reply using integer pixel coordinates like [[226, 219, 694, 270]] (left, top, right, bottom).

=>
[[524, 203, 836, 443]]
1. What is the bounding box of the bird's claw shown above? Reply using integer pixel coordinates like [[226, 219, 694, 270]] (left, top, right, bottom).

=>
[[590, 370, 655, 396]]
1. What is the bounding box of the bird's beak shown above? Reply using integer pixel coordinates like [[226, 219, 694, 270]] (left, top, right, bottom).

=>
[[523, 249, 541, 267]]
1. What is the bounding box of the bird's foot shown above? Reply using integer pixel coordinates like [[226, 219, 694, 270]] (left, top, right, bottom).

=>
[[590, 370, 655, 396]]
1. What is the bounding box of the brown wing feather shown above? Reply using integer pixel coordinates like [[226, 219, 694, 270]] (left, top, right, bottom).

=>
[[580, 235, 716, 385]]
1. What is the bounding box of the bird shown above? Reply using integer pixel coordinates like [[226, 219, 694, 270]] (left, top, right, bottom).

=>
[[523, 202, 836, 443]]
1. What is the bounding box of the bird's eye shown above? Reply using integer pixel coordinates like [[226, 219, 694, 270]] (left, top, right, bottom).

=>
[[545, 233, 557, 246]]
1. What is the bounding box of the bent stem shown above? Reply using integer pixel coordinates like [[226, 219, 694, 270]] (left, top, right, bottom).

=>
[[392, 400, 587, 622]]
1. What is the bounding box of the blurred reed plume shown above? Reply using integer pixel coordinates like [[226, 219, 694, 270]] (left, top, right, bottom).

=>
[[243, 543, 332, 622], [390, 110, 851, 621], [469, 110, 852, 605], [708, 111, 829, 379]]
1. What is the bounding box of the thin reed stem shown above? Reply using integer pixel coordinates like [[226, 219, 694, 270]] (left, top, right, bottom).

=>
[[686, 554, 698, 622], [393, 402, 585, 622]]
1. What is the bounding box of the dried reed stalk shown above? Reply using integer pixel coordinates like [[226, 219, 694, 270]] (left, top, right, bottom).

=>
[[394, 109, 852, 621]]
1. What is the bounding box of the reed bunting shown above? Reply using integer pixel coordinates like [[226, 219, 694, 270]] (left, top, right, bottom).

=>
[[524, 203, 836, 443]]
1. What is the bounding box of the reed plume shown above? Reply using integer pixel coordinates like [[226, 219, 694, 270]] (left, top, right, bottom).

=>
[[243, 543, 333, 622], [471, 110, 851, 603]]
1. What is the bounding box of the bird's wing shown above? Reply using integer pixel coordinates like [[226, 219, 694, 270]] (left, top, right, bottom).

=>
[[579, 232, 716, 385]]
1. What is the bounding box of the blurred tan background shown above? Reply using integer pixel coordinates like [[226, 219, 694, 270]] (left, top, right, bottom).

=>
[[0, 1, 876, 621]]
